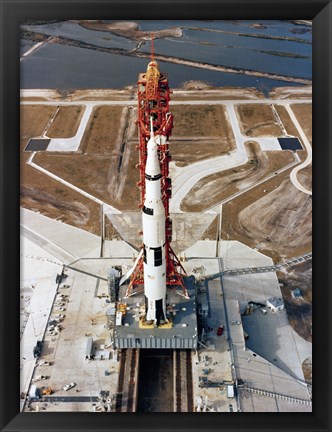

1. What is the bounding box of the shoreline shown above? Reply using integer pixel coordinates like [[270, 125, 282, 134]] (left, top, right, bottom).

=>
[[21, 30, 311, 86], [49, 35, 311, 85]]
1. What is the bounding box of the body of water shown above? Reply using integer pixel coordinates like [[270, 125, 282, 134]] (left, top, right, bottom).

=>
[[20, 20, 312, 92]]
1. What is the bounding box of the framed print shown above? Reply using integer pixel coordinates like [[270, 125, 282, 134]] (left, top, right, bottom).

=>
[[1, 0, 331, 431]]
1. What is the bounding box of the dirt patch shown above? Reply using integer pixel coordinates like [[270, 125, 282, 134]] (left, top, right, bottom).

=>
[[104, 218, 122, 241], [172, 105, 234, 138], [78, 20, 182, 41], [302, 358, 312, 385], [297, 165, 312, 191], [274, 105, 299, 137], [220, 167, 311, 262], [21, 105, 57, 141], [277, 260, 312, 342], [80, 106, 126, 154], [181, 142, 294, 212], [201, 216, 218, 240], [21, 186, 91, 226], [21, 97, 51, 102], [291, 104, 312, 144], [169, 105, 235, 166], [269, 86, 312, 100], [34, 146, 140, 212], [171, 139, 233, 167], [172, 87, 265, 100], [236, 104, 284, 137], [34, 154, 112, 201], [20, 162, 101, 234], [20, 105, 101, 234], [67, 89, 135, 101], [47, 105, 84, 138]]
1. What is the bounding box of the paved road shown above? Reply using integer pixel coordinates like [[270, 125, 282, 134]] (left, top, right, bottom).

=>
[[286, 105, 312, 195]]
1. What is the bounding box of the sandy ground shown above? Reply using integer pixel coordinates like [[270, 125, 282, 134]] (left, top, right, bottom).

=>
[[274, 105, 299, 137], [291, 103, 312, 144], [181, 142, 294, 211], [277, 260, 312, 342], [235, 104, 284, 137], [269, 86, 312, 100], [77, 20, 182, 41], [47, 106, 84, 138], [170, 104, 235, 166], [20, 105, 101, 234], [80, 106, 125, 154], [220, 166, 311, 263]]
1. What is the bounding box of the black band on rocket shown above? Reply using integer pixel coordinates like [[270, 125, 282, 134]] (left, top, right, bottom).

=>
[[143, 206, 154, 215], [145, 173, 162, 181]]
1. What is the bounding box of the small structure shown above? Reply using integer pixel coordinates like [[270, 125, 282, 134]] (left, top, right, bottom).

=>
[[85, 337, 94, 360], [106, 303, 116, 329], [291, 288, 302, 299], [29, 385, 40, 399], [107, 267, 121, 302], [227, 385, 235, 398], [266, 297, 284, 312], [115, 311, 123, 327]]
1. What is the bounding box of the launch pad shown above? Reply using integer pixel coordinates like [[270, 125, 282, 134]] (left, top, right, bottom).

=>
[[19, 30, 312, 412], [113, 278, 198, 350]]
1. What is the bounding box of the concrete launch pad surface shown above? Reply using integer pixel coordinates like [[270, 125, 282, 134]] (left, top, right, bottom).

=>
[[20, 209, 311, 412], [182, 241, 311, 412], [108, 211, 217, 253], [114, 281, 198, 349]]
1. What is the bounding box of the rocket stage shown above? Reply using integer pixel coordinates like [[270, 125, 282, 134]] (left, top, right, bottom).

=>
[[113, 277, 198, 350]]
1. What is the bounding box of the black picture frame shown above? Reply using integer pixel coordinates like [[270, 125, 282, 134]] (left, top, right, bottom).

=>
[[1, 1, 331, 431]]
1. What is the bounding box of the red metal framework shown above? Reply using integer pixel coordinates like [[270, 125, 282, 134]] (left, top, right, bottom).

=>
[[126, 45, 188, 299]]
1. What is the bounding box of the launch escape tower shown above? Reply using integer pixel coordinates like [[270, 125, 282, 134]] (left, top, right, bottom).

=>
[[125, 38, 189, 300]]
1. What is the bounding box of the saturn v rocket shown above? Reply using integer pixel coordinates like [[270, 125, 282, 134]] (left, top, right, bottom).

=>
[[142, 121, 168, 325], [123, 45, 188, 327]]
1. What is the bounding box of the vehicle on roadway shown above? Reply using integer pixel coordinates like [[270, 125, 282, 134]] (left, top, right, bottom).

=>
[[62, 382, 76, 391]]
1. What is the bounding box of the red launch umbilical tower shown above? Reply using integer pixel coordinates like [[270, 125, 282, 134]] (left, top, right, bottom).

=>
[[125, 36, 188, 299]]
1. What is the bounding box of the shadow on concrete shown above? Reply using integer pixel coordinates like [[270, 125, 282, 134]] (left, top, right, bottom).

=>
[[242, 310, 304, 381]]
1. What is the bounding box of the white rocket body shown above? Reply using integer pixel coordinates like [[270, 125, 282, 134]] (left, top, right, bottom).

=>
[[142, 126, 167, 325]]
